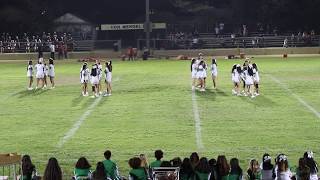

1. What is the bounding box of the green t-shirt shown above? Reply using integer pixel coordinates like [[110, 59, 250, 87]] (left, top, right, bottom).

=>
[[129, 168, 147, 180], [195, 171, 210, 180], [150, 160, 162, 168], [103, 159, 118, 179], [74, 168, 90, 177]]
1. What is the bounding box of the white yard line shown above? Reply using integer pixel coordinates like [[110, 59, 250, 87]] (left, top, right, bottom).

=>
[[268, 74, 320, 119], [191, 90, 205, 150], [57, 96, 102, 148], [57, 76, 120, 148]]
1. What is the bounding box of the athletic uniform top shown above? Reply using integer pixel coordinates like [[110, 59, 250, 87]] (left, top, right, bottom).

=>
[[80, 68, 90, 82], [44, 65, 49, 76], [97, 64, 103, 78], [48, 64, 55, 77], [50, 44, 55, 52], [211, 64, 217, 76], [27, 65, 33, 77], [35, 64, 45, 75], [192, 63, 198, 72], [253, 68, 260, 83]]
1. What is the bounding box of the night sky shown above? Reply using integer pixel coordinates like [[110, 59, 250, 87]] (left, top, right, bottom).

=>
[[0, 0, 319, 32]]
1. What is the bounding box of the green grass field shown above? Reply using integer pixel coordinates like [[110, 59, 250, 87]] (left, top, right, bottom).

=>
[[0, 56, 320, 177]]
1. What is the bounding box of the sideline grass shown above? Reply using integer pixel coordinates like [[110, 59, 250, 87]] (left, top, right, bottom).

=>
[[0, 57, 319, 177]]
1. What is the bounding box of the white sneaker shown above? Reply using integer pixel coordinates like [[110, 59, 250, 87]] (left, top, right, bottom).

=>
[[251, 95, 256, 98], [51, 86, 55, 89], [35, 86, 38, 90], [103, 93, 109, 97], [237, 93, 241, 96], [91, 95, 95, 98], [256, 93, 260, 96], [27, 87, 33, 90], [200, 88, 205, 92], [44, 85, 47, 88], [99, 91, 102, 95], [232, 89, 237, 95], [85, 92, 89, 96], [108, 93, 112, 96]]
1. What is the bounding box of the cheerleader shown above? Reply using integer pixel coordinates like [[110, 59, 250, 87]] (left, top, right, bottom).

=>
[[90, 64, 99, 98], [196, 61, 206, 92], [104, 61, 112, 96], [211, 58, 218, 89], [35, 58, 45, 89], [191, 58, 197, 90], [80, 62, 90, 96], [303, 151, 318, 180], [231, 64, 241, 96], [27, 60, 33, 90], [48, 58, 55, 89], [252, 63, 260, 96], [43, 62, 49, 89], [203, 61, 208, 88], [244, 64, 255, 98], [96, 59, 103, 95]]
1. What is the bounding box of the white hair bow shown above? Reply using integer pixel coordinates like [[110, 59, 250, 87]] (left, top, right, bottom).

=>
[[279, 155, 287, 161], [307, 151, 314, 159]]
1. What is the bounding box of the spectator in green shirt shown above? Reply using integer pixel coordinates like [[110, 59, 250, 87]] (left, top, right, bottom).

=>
[[102, 150, 120, 180], [195, 157, 211, 180], [74, 157, 92, 179], [150, 150, 163, 168], [229, 158, 242, 180], [129, 157, 147, 180]]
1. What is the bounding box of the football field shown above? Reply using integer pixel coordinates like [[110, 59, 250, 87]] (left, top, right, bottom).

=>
[[0, 56, 320, 176]]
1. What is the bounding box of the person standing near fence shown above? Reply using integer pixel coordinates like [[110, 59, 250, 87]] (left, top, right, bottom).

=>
[[49, 43, 55, 60]]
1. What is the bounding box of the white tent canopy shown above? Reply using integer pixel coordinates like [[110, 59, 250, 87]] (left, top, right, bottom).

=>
[[54, 13, 90, 24]]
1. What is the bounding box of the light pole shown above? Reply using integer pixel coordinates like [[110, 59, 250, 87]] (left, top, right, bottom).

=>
[[145, 0, 150, 52]]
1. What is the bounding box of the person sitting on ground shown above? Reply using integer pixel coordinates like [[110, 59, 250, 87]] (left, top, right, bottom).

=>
[[74, 157, 92, 179], [275, 154, 291, 180], [180, 158, 195, 180], [295, 158, 310, 180], [92, 162, 108, 180], [129, 157, 147, 180], [246, 159, 262, 180], [102, 150, 120, 180], [139, 154, 150, 179], [190, 152, 200, 170], [303, 151, 318, 180], [229, 158, 242, 180], [208, 158, 217, 180], [43, 157, 62, 180], [261, 154, 273, 180], [195, 157, 211, 180], [150, 150, 164, 168], [216, 155, 230, 180], [21, 155, 37, 180]]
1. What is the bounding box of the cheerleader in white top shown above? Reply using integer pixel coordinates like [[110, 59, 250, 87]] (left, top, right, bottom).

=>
[[191, 58, 197, 90], [96, 59, 103, 95], [90, 64, 99, 98], [231, 64, 242, 96], [303, 151, 318, 180], [211, 58, 218, 89], [35, 58, 45, 89], [252, 63, 260, 96], [43, 61, 49, 89], [80, 62, 90, 96], [275, 154, 292, 180], [48, 58, 55, 89], [27, 60, 33, 90], [196, 61, 206, 92], [104, 61, 113, 96], [244, 64, 255, 98]]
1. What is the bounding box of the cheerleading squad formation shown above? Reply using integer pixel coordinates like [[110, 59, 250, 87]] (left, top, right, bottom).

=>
[[26, 59, 112, 98], [26, 58, 55, 90], [191, 53, 260, 98], [80, 60, 113, 97]]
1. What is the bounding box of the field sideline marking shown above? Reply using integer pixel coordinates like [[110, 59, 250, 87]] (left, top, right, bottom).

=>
[[57, 77, 120, 148], [191, 90, 205, 150], [57, 96, 102, 148], [268, 74, 320, 119]]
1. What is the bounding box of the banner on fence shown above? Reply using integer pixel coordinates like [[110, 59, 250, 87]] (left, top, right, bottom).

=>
[[101, 23, 166, 31]]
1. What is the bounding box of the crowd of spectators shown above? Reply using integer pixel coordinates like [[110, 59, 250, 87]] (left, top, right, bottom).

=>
[[0, 32, 74, 56], [18, 150, 319, 180]]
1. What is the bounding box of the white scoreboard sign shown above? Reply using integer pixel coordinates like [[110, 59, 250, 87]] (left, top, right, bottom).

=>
[[101, 23, 166, 31]]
